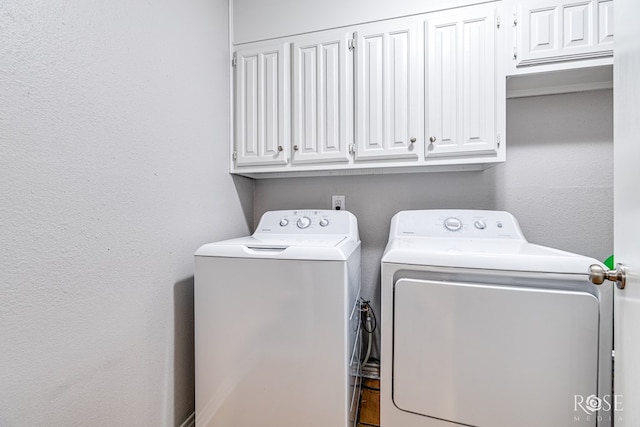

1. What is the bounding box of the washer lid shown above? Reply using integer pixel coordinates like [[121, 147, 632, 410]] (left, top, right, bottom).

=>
[[382, 237, 602, 274], [195, 210, 360, 261], [195, 235, 357, 261]]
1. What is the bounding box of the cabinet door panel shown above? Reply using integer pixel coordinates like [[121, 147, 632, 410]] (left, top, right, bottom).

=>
[[292, 30, 352, 164], [360, 33, 385, 153], [263, 52, 280, 155], [429, 22, 458, 149], [516, 0, 613, 67], [235, 43, 289, 166], [427, 6, 497, 157], [461, 15, 495, 151], [563, 2, 591, 49], [530, 7, 558, 53], [356, 21, 420, 161], [598, 0, 614, 44], [241, 55, 259, 158], [389, 30, 410, 149]]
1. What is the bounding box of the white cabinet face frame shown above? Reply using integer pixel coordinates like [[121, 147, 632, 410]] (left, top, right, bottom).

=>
[[514, 0, 614, 68], [291, 30, 353, 165], [234, 42, 290, 167], [354, 20, 422, 161], [426, 5, 498, 157]]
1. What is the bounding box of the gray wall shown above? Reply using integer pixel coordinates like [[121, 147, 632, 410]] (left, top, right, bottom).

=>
[[232, 0, 497, 43], [254, 89, 613, 359], [0, 1, 252, 425]]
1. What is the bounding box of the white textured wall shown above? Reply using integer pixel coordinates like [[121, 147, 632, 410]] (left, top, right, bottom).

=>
[[254, 89, 613, 360], [0, 1, 252, 426]]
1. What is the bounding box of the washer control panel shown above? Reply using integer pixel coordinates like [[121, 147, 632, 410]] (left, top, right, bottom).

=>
[[391, 210, 525, 240], [255, 210, 356, 236]]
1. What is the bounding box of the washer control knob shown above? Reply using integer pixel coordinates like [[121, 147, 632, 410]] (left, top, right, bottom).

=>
[[319, 218, 329, 227], [279, 218, 289, 227], [297, 216, 312, 229], [474, 220, 486, 230], [444, 217, 462, 231]]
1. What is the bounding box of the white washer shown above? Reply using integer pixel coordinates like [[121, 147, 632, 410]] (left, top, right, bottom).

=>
[[381, 210, 613, 427], [195, 210, 361, 427]]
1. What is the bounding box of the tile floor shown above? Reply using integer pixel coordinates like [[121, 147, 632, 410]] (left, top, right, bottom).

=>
[[357, 378, 380, 427]]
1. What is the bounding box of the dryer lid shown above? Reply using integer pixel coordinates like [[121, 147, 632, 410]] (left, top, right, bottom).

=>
[[382, 210, 602, 274], [382, 237, 602, 274]]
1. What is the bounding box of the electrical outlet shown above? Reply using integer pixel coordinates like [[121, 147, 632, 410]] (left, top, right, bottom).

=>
[[332, 195, 346, 210]]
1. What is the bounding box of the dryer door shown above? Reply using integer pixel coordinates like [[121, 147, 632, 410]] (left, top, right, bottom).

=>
[[393, 278, 599, 427]]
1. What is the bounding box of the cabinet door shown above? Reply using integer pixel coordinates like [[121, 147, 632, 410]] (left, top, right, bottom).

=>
[[291, 31, 352, 164], [355, 20, 420, 161], [515, 0, 614, 67], [426, 5, 497, 157], [234, 42, 290, 167]]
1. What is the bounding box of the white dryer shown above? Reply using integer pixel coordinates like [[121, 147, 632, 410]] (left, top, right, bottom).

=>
[[195, 210, 361, 427], [381, 210, 613, 427]]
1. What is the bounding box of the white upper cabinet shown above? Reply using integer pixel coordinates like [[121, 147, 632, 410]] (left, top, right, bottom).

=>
[[291, 30, 353, 164], [234, 42, 290, 167], [426, 4, 498, 157], [354, 20, 421, 161], [230, 2, 507, 178], [228, 1, 615, 177], [514, 0, 614, 68]]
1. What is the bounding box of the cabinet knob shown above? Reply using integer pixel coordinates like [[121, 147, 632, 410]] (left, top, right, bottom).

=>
[[429, 136, 437, 143], [410, 137, 416, 144], [277, 145, 283, 152], [293, 145, 299, 151]]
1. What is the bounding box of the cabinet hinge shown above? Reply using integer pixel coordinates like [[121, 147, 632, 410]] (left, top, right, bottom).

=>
[[496, 16, 501, 29], [497, 133, 501, 148], [232, 55, 237, 68], [348, 38, 356, 51], [513, 12, 518, 27], [349, 144, 356, 155], [513, 46, 518, 60], [232, 150, 237, 160]]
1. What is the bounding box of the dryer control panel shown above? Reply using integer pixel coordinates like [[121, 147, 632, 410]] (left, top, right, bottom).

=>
[[389, 210, 526, 240], [255, 210, 359, 238]]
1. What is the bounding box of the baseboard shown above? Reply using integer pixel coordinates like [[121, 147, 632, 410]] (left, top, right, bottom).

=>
[[179, 412, 195, 427]]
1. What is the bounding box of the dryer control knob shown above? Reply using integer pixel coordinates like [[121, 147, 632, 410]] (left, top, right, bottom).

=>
[[444, 217, 462, 231], [279, 218, 289, 226], [319, 219, 329, 227], [474, 220, 486, 230], [297, 216, 312, 229]]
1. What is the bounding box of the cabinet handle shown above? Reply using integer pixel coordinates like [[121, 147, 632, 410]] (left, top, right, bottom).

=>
[[293, 145, 299, 151], [429, 136, 437, 144], [410, 137, 416, 144], [277, 145, 283, 152]]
